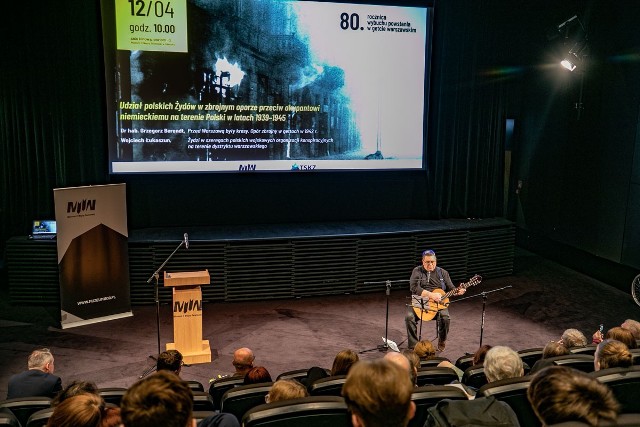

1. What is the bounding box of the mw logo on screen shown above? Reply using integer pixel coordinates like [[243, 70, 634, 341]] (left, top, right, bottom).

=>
[[67, 199, 96, 214], [174, 299, 202, 313], [239, 164, 256, 171]]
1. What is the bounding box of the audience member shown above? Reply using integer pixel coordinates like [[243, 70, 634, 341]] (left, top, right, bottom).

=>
[[342, 359, 415, 427], [483, 346, 524, 382], [594, 339, 633, 371], [604, 326, 638, 349], [121, 371, 194, 427], [621, 319, 640, 340], [331, 349, 359, 375], [243, 366, 272, 384], [528, 366, 620, 426], [300, 366, 329, 392], [157, 349, 183, 375], [413, 340, 436, 360], [265, 379, 308, 403], [7, 348, 63, 399], [47, 393, 121, 427], [384, 352, 415, 386], [560, 328, 588, 348], [232, 347, 255, 377], [472, 344, 492, 366], [530, 341, 570, 374], [51, 380, 99, 406], [401, 349, 420, 386]]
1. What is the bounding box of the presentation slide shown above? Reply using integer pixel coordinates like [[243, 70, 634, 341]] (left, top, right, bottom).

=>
[[101, 0, 432, 173]]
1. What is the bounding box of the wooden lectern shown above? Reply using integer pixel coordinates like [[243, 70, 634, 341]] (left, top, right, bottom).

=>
[[164, 270, 211, 364]]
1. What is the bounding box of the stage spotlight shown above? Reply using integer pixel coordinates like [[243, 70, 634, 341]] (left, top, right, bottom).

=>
[[560, 40, 587, 72]]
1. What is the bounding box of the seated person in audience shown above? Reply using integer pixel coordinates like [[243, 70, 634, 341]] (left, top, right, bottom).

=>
[[157, 349, 183, 375], [7, 347, 63, 399], [243, 366, 272, 384], [413, 340, 436, 360], [232, 347, 255, 377], [47, 393, 121, 427], [265, 379, 308, 403], [401, 349, 420, 386], [342, 359, 416, 427], [51, 380, 99, 406], [593, 322, 640, 347], [300, 366, 330, 392], [559, 328, 588, 348], [530, 341, 570, 374], [384, 352, 415, 386], [527, 366, 620, 426], [122, 371, 195, 427], [484, 346, 524, 383], [594, 339, 633, 371], [472, 344, 492, 366], [621, 319, 640, 340], [331, 349, 359, 375]]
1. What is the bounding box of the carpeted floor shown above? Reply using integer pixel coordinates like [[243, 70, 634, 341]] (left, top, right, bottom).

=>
[[1, 248, 638, 398]]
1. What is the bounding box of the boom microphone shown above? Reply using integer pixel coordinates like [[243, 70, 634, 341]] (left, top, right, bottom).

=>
[[184, 233, 189, 249]]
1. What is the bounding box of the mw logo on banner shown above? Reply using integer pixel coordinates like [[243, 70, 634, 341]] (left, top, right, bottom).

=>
[[67, 199, 97, 214], [174, 299, 203, 313]]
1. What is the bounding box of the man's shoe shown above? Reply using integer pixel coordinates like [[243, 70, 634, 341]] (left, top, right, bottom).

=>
[[437, 341, 446, 351]]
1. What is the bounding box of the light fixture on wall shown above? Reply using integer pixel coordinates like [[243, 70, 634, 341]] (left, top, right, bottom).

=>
[[554, 15, 588, 72], [561, 40, 588, 72]]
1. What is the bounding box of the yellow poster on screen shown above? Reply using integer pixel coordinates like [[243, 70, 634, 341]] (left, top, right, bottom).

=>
[[115, 0, 188, 52]]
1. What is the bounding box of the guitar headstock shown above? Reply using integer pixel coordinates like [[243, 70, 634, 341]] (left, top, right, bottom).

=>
[[462, 274, 482, 289]]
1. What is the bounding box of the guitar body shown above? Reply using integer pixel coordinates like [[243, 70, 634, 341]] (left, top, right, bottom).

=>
[[411, 274, 482, 322], [413, 289, 449, 321]]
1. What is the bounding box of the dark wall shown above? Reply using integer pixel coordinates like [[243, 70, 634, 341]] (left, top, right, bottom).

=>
[[508, 1, 640, 275]]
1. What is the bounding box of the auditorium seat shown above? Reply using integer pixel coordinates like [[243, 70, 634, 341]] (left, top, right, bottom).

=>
[[25, 407, 54, 427], [192, 411, 217, 424], [242, 396, 350, 427], [408, 385, 468, 427], [208, 376, 245, 410], [419, 356, 451, 368], [220, 382, 273, 422], [477, 376, 539, 427], [98, 387, 127, 406], [276, 368, 330, 382], [309, 375, 347, 397], [548, 354, 595, 372], [461, 364, 488, 390], [590, 366, 640, 413], [0, 397, 51, 427], [192, 391, 216, 412], [569, 345, 597, 356], [517, 347, 544, 368], [0, 408, 20, 427], [416, 367, 459, 386], [186, 380, 205, 392], [630, 348, 640, 365], [454, 354, 475, 372]]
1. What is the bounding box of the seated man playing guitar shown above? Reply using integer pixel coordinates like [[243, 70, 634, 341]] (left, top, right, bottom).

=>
[[405, 250, 470, 351]]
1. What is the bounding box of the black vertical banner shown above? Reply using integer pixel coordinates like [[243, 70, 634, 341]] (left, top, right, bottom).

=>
[[54, 184, 132, 328]]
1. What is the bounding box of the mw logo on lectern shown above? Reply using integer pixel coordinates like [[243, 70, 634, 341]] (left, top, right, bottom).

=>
[[67, 199, 96, 214], [173, 299, 202, 313]]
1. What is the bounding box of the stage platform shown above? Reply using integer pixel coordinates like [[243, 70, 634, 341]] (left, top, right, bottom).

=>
[[7, 218, 515, 307]]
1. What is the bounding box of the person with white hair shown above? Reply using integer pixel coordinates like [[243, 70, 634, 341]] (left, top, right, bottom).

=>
[[7, 348, 62, 399], [483, 346, 524, 382]]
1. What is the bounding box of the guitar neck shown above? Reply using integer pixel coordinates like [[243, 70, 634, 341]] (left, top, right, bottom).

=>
[[441, 277, 478, 299]]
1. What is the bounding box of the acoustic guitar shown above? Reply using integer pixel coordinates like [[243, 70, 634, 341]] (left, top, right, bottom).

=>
[[412, 274, 482, 321]]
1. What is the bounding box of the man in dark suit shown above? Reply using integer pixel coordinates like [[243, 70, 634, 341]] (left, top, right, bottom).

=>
[[7, 348, 62, 399]]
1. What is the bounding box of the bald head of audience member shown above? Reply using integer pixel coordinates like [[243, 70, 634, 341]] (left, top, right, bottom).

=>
[[121, 371, 194, 427], [528, 366, 620, 426], [342, 359, 415, 427], [484, 346, 524, 382], [232, 347, 255, 376], [385, 351, 415, 386]]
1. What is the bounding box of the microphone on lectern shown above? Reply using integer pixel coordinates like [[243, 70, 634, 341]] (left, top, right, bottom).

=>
[[184, 233, 189, 249]]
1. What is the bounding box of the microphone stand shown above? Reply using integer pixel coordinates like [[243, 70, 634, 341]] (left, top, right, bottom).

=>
[[453, 285, 512, 348], [359, 279, 409, 353], [139, 235, 187, 379]]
